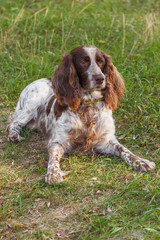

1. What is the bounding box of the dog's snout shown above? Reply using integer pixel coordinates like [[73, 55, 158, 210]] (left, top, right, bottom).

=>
[[94, 75, 105, 84]]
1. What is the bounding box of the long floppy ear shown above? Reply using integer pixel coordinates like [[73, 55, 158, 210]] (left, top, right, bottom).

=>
[[51, 54, 82, 111], [102, 52, 125, 110]]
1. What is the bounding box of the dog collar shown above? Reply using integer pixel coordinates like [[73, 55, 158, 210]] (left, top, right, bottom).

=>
[[81, 97, 104, 105]]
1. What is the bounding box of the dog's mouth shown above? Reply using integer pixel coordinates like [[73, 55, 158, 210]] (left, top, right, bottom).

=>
[[84, 82, 106, 91]]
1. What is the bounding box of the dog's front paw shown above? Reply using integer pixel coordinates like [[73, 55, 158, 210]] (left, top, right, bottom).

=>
[[45, 170, 64, 184], [133, 158, 156, 172]]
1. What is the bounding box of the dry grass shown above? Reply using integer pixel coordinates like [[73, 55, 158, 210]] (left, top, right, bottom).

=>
[[143, 13, 160, 42]]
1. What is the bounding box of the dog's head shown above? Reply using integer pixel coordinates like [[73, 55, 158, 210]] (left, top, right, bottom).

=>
[[52, 45, 124, 111]]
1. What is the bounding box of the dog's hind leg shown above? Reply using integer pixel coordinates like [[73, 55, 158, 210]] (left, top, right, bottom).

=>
[[8, 79, 53, 142], [8, 107, 36, 142]]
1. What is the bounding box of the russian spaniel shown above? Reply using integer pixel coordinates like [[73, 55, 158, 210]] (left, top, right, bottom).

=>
[[8, 45, 156, 184]]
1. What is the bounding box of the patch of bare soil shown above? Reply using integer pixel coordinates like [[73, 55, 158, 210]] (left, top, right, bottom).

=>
[[3, 194, 108, 239]]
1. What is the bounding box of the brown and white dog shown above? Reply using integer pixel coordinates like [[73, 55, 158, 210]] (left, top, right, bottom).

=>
[[8, 45, 156, 184]]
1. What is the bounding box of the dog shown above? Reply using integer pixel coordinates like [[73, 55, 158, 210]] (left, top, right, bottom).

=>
[[8, 45, 156, 184]]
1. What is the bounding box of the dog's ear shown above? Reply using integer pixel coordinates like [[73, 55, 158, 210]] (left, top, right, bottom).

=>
[[51, 54, 82, 111], [102, 52, 125, 110]]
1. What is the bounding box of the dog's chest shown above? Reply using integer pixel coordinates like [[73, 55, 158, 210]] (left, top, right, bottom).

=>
[[68, 104, 113, 152]]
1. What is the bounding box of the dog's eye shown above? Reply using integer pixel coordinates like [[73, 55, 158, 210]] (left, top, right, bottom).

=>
[[97, 59, 103, 65], [80, 56, 90, 65]]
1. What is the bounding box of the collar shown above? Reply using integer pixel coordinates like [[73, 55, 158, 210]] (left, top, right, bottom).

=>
[[81, 97, 104, 105]]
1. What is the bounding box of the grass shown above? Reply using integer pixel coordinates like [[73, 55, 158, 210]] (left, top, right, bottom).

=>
[[0, 0, 160, 239]]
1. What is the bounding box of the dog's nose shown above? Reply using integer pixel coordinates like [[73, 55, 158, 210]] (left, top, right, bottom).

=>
[[94, 75, 105, 84]]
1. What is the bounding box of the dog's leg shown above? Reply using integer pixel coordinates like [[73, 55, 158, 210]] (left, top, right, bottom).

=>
[[45, 143, 66, 184], [96, 140, 156, 172]]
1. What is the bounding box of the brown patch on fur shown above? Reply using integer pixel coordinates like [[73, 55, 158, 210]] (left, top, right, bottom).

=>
[[102, 53, 125, 110], [54, 101, 68, 120], [27, 119, 35, 128], [46, 95, 56, 116]]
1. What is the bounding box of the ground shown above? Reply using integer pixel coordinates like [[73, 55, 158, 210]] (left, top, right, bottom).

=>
[[0, 0, 160, 239]]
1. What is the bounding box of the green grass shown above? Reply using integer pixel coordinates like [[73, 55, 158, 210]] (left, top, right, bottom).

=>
[[0, 0, 160, 239]]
